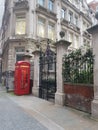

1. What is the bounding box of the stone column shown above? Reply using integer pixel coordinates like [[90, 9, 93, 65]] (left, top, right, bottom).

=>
[[87, 25, 98, 119], [55, 40, 71, 105], [32, 49, 40, 97]]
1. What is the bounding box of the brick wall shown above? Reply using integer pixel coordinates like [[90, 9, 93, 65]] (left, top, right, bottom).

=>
[[64, 83, 94, 113]]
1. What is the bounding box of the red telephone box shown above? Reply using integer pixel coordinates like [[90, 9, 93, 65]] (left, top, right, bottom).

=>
[[14, 61, 30, 95]]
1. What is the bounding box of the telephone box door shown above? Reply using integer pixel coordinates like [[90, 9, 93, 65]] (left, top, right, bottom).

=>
[[21, 67, 30, 92]]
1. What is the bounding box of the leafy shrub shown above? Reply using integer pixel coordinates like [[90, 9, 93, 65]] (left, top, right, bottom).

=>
[[63, 48, 94, 84]]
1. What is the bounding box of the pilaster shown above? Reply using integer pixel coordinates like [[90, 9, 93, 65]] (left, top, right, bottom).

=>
[[32, 49, 40, 97], [55, 39, 71, 105]]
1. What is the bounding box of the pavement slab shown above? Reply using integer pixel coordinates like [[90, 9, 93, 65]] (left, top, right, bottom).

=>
[[7, 92, 98, 130], [0, 90, 48, 130], [0, 85, 98, 130]]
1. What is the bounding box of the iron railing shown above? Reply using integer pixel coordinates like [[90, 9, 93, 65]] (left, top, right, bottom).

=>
[[39, 39, 56, 100]]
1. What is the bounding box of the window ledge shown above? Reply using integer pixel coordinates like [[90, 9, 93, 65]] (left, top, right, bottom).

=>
[[9, 34, 29, 41]]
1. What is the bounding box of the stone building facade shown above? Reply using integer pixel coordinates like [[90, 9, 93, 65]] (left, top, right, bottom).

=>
[[0, 0, 93, 74]]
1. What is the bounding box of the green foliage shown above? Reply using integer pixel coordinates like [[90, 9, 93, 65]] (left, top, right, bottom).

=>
[[63, 48, 94, 84]]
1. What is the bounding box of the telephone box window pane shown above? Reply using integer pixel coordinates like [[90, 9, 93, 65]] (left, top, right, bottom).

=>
[[21, 69, 28, 89]]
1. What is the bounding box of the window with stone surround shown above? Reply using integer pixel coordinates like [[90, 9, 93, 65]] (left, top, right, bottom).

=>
[[69, 11, 73, 24], [37, 17, 45, 38], [68, 0, 73, 3], [69, 32, 73, 47], [48, 0, 54, 11], [83, 21, 86, 31], [74, 35, 79, 49], [15, 47, 25, 62], [74, 16, 78, 26], [15, 15, 26, 35], [61, 8, 66, 19], [74, 0, 79, 7], [38, 0, 45, 7], [48, 22, 55, 40]]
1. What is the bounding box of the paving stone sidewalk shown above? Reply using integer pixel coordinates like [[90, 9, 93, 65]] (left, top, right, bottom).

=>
[[1, 84, 98, 130], [0, 90, 48, 130], [7, 92, 98, 130]]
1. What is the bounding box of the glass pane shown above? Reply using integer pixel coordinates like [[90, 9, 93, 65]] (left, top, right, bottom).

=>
[[16, 54, 24, 62], [61, 9, 65, 18], [75, 17, 78, 25], [69, 12, 73, 23], [48, 0, 53, 11], [38, 0, 44, 6], [69, 33, 73, 43], [15, 47, 25, 52], [75, 36, 78, 48], [15, 17, 26, 35], [38, 18, 45, 37], [48, 24, 55, 40]]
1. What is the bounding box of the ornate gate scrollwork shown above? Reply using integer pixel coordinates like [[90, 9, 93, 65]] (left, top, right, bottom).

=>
[[39, 39, 56, 100]]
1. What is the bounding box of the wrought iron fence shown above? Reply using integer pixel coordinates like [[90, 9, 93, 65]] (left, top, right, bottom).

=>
[[63, 48, 94, 84], [39, 39, 56, 100]]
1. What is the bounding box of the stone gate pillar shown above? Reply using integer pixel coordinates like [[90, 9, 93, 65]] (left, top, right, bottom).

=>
[[55, 39, 71, 105], [32, 49, 40, 97], [88, 25, 98, 119]]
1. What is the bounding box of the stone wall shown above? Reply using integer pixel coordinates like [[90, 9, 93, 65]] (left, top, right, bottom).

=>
[[64, 83, 94, 113]]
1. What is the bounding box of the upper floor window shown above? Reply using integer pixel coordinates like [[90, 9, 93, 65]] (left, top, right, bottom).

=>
[[69, 32, 73, 43], [48, 0, 54, 11], [38, 0, 45, 6], [96, 6, 98, 11], [74, 0, 78, 6], [69, 11, 73, 23], [68, 0, 73, 3], [74, 16, 78, 26], [83, 21, 87, 31], [15, 15, 26, 35], [74, 35, 79, 49], [83, 39, 86, 46], [48, 23, 55, 40], [61, 8, 66, 19], [69, 32, 74, 48], [37, 17, 45, 37]]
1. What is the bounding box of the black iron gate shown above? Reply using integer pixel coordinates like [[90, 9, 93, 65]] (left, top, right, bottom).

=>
[[39, 39, 56, 100]]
